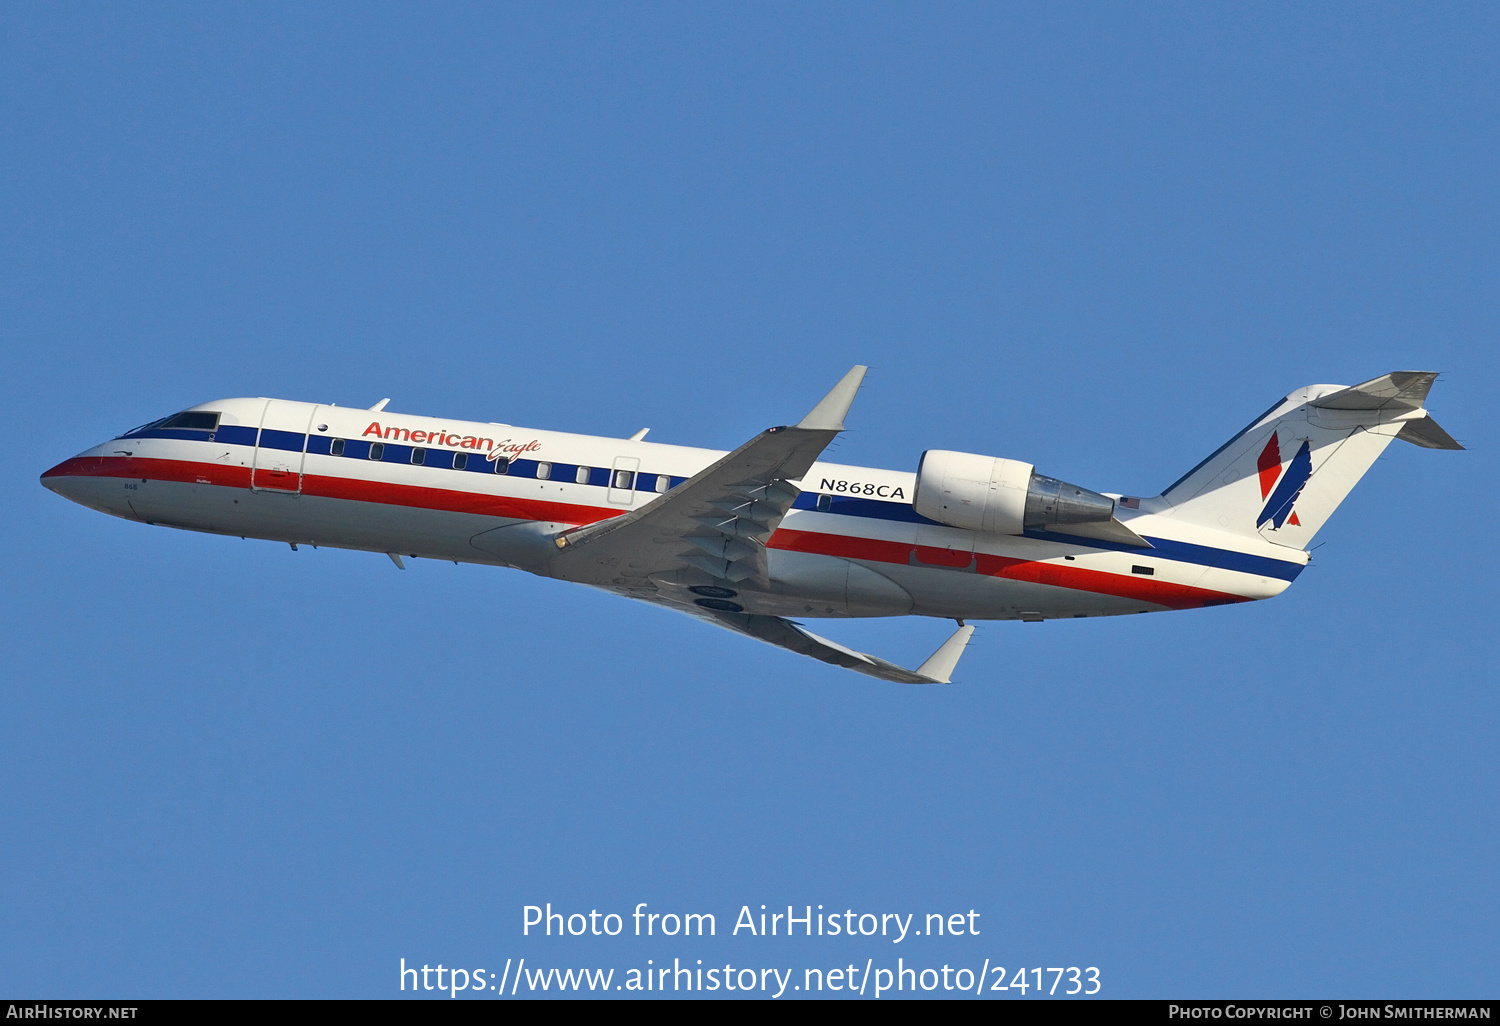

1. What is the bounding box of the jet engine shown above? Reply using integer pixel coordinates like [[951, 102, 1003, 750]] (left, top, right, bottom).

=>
[[912, 450, 1117, 535]]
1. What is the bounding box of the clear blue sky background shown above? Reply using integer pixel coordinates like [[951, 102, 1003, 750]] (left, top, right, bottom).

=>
[[2, 2, 1494, 999]]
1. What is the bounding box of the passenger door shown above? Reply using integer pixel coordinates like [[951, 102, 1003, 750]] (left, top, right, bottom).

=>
[[252, 400, 317, 493]]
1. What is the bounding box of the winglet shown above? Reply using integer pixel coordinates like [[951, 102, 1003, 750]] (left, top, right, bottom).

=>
[[369, 398, 391, 412], [915, 624, 976, 684], [796, 366, 868, 431]]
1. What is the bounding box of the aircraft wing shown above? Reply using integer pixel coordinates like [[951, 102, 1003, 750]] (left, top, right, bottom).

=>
[[549, 365, 978, 683], [549, 366, 868, 590], [682, 607, 976, 685]]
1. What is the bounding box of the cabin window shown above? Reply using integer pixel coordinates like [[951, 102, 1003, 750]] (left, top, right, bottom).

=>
[[369, 442, 384, 460], [816, 494, 832, 512], [492, 456, 510, 475], [575, 465, 591, 485], [1132, 565, 1155, 576], [613, 469, 634, 489], [330, 438, 345, 457], [655, 474, 670, 493], [452, 452, 467, 470], [536, 462, 552, 480], [411, 447, 426, 466]]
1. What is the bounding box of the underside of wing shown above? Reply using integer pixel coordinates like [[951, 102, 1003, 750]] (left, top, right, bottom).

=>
[[678, 604, 976, 685]]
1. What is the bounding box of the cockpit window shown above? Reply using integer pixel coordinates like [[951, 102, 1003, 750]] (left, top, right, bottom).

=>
[[122, 410, 221, 437], [155, 411, 220, 431]]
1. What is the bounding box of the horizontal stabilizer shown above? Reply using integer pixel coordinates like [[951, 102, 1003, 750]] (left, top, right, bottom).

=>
[[1397, 415, 1464, 450], [1310, 371, 1437, 411], [1308, 371, 1462, 448]]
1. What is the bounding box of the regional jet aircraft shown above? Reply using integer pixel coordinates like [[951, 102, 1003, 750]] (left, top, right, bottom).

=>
[[41, 369, 1460, 683]]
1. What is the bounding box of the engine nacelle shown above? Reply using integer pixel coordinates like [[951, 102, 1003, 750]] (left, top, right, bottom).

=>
[[913, 450, 1116, 535], [913, 450, 1034, 534]]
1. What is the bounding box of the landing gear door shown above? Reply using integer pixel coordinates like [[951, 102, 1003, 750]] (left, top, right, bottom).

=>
[[252, 400, 317, 494]]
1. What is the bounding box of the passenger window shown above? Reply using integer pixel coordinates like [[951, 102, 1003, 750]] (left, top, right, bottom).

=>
[[331, 438, 345, 456], [412, 447, 426, 466], [655, 474, 670, 493], [613, 469, 634, 489], [452, 452, 467, 470], [816, 494, 832, 512], [536, 462, 552, 480], [576, 465, 591, 484], [492, 456, 510, 475], [369, 442, 384, 460]]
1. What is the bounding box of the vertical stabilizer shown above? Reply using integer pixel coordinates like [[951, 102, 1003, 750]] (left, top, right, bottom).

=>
[[1158, 373, 1460, 549]]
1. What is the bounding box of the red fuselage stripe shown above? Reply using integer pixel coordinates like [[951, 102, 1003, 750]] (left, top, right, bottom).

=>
[[43, 455, 624, 526], [45, 455, 1247, 609], [764, 529, 1246, 610]]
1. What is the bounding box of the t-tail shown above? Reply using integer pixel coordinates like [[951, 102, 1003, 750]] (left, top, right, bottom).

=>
[[1155, 371, 1462, 550]]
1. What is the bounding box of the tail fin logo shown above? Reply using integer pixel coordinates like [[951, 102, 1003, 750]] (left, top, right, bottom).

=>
[[1256, 432, 1312, 529], [1257, 434, 1283, 499]]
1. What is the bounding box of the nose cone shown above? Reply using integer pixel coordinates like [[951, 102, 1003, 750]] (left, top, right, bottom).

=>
[[41, 454, 111, 509], [42, 457, 79, 499]]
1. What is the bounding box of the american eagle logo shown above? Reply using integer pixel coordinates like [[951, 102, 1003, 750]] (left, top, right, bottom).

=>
[[1256, 432, 1312, 529]]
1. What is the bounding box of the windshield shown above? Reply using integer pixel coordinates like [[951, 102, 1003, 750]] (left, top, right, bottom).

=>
[[121, 410, 221, 437]]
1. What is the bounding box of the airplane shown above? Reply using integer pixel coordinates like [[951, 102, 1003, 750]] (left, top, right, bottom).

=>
[[41, 368, 1460, 684]]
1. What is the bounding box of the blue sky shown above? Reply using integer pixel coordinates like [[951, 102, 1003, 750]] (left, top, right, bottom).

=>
[[2, 2, 1494, 999]]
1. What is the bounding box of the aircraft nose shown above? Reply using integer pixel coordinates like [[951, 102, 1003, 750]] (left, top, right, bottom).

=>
[[42, 458, 82, 498], [40, 454, 110, 508]]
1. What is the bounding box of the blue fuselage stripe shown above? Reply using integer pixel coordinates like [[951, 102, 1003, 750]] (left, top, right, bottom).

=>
[[118, 428, 1304, 581], [795, 492, 1304, 581]]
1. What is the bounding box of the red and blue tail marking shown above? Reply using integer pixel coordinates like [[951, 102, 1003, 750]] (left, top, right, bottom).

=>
[[1255, 432, 1312, 530]]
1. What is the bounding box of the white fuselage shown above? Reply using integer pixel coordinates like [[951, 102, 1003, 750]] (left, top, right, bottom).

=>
[[42, 397, 1306, 621]]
